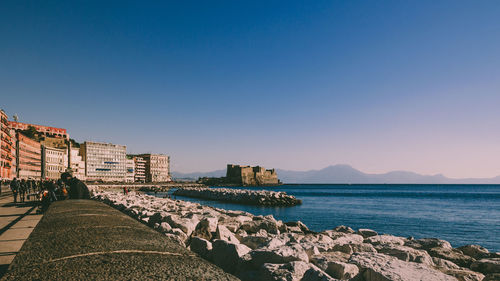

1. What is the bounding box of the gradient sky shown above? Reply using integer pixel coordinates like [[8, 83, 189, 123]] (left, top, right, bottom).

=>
[[1, 1, 500, 177]]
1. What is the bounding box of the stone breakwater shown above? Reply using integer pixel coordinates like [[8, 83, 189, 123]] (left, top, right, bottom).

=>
[[173, 187, 302, 206], [93, 191, 500, 281]]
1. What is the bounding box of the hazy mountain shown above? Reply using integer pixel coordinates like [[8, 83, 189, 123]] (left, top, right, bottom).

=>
[[173, 164, 500, 184], [171, 169, 225, 180]]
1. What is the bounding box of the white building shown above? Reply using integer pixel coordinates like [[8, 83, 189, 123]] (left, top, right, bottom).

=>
[[132, 156, 146, 183], [64, 147, 86, 180], [42, 146, 66, 180], [80, 141, 126, 182], [125, 158, 135, 183], [139, 154, 171, 183]]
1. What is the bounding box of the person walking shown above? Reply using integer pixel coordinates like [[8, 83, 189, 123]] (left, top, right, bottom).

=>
[[19, 179, 27, 203], [10, 178, 19, 203], [60, 172, 90, 199]]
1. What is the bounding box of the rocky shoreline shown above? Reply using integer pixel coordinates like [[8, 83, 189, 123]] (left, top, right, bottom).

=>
[[172, 187, 302, 206], [92, 190, 499, 281]]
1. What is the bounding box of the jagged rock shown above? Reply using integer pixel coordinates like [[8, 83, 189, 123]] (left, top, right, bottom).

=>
[[405, 238, 452, 251], [165, 215, 198, 236], [191, 219, 213, 240], [458, 245, 490, 260], [433, 257, 461, 270], [357, 229, 378, 238], [350, 252, 458, 281], [333, 243, 377, 255], [215, 225, 240, 243], [164, 233, 186, 247], [365, 235, 405, 247], [470, 258, 500, 274], [258, 261, 312, 281], [484, 273, 500, 281], [190, 237, 212, 259], [438, 268, 484, 281], [248, 244, 309, 268], [301, 265, 338, 281], [285, 221, 310, 233], [147, 212, 164, 226], [169, 228, 188, 242], [240, 235, 273, 250], [310, 252, 352, 265], [428, 247, 476, 268], [212, 239, 251, 273], [332, 225, 355, 234], [158, 222, 172, 233], [377, 245, 434, 266], [240, 219, 279, 234], [312, 257, 359, 280]]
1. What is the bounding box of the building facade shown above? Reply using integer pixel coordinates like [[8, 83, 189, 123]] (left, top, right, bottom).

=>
[[125, 157, 135, 183], [0, 110, 15, 179], [42, 146, 66, 180], [80, 141, 126, 182], [133, 156, 146, 183], [139, 154, 171, 182], [8, 121, 69, 140], [16, 132, 42, 179], [65, 147, 86, 180]]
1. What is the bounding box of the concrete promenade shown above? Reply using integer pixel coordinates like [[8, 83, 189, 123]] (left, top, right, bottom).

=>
[[1, 199, 239, 280], [0, 190, 42, 278]]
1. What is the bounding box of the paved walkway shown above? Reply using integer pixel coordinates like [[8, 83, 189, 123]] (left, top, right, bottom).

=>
[[0, 191, 42, 278]]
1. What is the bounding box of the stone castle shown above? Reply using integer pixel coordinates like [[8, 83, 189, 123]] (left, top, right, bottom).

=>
[[225, 164, 279, 186]]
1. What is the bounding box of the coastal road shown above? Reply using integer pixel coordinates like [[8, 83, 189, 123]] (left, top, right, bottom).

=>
[[1, 199, 239, 280], [0, 192, 42, 278]]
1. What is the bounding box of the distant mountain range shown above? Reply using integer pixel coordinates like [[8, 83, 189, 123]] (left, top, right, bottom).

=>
[[172, 164, 500, 184]]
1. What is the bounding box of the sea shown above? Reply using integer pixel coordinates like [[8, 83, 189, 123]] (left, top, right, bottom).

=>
[[153, 184, 500, 252]]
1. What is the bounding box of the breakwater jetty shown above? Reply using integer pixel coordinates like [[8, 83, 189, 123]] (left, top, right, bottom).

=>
[[173, 187, 302, 206], [1, 199, 238, 280], [93, 191, 500, 281]]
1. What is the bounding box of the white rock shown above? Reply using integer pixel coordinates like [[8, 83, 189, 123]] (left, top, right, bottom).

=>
[[211, 239, 251, 273], [350, 252, 458, 281], [259, 261, 312, 281], [216, 225, 240, 244], [365, 235, 405, 247]]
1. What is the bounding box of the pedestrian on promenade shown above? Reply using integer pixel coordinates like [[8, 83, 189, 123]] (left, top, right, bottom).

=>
[[10, 178, 19, 203], [123, 186, 128, 195], [19, 179, 27, 203], [61, 172, 90, 199]]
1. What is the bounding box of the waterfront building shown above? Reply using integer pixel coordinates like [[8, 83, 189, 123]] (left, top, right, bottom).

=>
[[16, 132, 42, 179], [42, 146, 66, 180], [138, 154, 171, 182], [125, 157, 135, 183], [80, 141, 126, 182], [64, 147, 86, 180], [133, 156, 146, 183], [0, 110, 15, 179], [9, 121, 69, 140]]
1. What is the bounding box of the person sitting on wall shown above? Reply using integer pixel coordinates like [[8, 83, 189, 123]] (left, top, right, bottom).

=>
[[60, 172, 90, 199]]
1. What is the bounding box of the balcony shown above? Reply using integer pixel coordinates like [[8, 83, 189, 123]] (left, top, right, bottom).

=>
[[1, 126, 10, 136], [1, 118, 8, 126]]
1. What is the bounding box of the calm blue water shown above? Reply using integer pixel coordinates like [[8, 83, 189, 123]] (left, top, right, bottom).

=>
[[152, 184, 500, 252]]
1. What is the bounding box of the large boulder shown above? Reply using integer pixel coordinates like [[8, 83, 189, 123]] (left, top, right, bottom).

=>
[[377, 245, 434, 266], [332, 225, 355, 234], [241, 235, 273, 250], [215, 225, 240, 243], [247, 244, 309, 268], [437, 268, 485, 281], [301, 265, 338, 281], [349, 252, 458, 281], [365, 235, 405, 247], [211, 239, 251, 273], [333, 243, 377, 255], [258, 261, 313, 281], [357, 229, 378, 238], [240, 219, 280, 235], [457, 245, 490, 260], [189, 237, 212, 259], [312, 258, 359, 280], [470, 258, 500, 274], [165, 215, 198, 236], [405, 238, 452, 251], [428, 247, 476, 268]]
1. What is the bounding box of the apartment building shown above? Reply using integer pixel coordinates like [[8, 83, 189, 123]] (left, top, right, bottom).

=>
[[125, 157, 135, 183], [64, 147, 86, 180], [16, 132, 42, 179], [0, 110, 15, 179], [42, 146, 66, 179], [139, 154, 171, 183], [80, 141, 126, 182], [132, 156, 146, 183]]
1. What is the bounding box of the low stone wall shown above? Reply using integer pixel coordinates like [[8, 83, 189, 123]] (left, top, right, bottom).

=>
[[93, 191, 500, 281], [173, 187, 302, 206]]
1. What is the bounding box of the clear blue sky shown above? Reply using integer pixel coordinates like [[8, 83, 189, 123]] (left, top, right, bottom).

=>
[[1, 1, 500, 177]]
